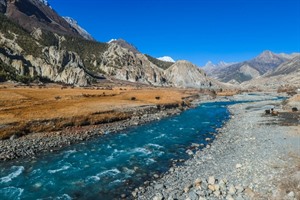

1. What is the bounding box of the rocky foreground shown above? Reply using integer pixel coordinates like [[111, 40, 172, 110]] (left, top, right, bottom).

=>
[[135, 96, 300, 200]]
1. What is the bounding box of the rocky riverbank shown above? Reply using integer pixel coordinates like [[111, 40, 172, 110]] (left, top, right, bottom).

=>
[[135, 96, 300, 200], [0, 92, 214, 161], [0, 105, 179, 161]]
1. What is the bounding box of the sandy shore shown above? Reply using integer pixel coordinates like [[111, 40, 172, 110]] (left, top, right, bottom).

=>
[[135, 95, 300, 200]]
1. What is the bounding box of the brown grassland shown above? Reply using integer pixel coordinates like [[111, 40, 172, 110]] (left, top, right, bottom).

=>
[[0, 83, 201, 139]]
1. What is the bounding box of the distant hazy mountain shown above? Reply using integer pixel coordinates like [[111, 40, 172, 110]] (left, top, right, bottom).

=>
[[0, 0, 93, 40], [63, 17, 94, 41], [267, 55, 300, 77], [242, 55, 300, 90], [204, 50, 298, 83], [157, 56, 175, 63], [203, 61, 234, 69], [202, 61, 235, 76]]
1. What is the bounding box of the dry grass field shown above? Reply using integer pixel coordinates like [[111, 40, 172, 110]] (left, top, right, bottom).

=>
[[0, 83, 199, 139]]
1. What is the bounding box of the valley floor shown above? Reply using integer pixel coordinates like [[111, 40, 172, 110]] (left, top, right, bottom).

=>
[[0, 83, 211, 161], [136, 95, 300, 200]]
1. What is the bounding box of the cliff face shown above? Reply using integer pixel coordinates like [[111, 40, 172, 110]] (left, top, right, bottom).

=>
[[0, 0, 90, 40], [0, 32, 90, 86], [165, 60, 219, 89], [98, 43, 168, 86]]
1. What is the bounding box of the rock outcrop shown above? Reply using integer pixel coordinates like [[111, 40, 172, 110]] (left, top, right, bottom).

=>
[[1, 0, 91, 40], [98, 43, 167, 86], [0, 32, 90, 86], [165, 60, 218, 88], [63, 17, 94, 41]]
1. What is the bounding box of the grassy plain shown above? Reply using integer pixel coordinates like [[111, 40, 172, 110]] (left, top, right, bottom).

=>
[[0, 83, 199, 139]]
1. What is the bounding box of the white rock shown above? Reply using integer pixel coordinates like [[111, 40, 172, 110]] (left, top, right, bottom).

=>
[[208, 176, 215, 185], [153, 193, 163, 200], [236, 163, 242, 169], [287, 191, 295, 198], [228, 185, 236, 195]]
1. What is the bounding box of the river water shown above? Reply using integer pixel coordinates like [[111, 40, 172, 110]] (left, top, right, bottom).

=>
[[0, 98, 278, 199]]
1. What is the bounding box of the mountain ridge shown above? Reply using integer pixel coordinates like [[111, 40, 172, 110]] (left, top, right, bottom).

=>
[[0, 0, 93, 40], [0, 12, 220, 89], [203, 50, 299, 83]]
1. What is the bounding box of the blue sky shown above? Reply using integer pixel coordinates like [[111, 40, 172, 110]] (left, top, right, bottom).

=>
[[48, 0, 300, 66]]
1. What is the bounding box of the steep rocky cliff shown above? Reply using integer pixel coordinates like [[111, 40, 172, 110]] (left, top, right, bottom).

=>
[[98, 42, 168, 86], [0, 0, 91, 40]]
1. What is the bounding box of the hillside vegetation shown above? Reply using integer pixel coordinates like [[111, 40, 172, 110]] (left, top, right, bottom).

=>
[[145, 54, 174, 70]]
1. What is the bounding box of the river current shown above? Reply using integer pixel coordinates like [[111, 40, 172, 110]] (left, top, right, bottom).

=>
[[0, 98, 279, 199]]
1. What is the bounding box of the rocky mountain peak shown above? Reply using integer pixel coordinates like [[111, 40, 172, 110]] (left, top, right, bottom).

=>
[[109, 39, 139, 54], [252, 50, 290, 66], [255, 50, 279, 62], [63, 16, 94, 41], [164, 60, 218, 88], [2, 0, 89, 39], [37, 0, 51, 7]]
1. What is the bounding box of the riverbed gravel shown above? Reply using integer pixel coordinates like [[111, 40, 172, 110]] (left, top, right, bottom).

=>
[[136, 97, 300, 200]]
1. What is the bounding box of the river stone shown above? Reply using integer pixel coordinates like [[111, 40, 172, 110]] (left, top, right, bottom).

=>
[[214, 190, 221, 197], [199, 197, 207, 200], [226, 195, 234, 200], [228, 185, 236, 195], [132, 191, 137, 197], [154, 184, 165, 190], [184, 184, 193, 193], [188, 191, 198, 200], [194, 178, 202, 187], [153, 193, 163, 200], [287, 191, 295, 198], [208, 184, 216, 191], [235, 185, 244, 193], [236, 163, 242, 169], [208, 176, 215, 185], [244, 187, 255, 198]]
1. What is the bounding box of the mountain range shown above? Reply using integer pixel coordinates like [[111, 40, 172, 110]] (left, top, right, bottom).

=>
[[0, 0, 299, 91], [203, 50, 300, 84], [0, 0, 219, 89]]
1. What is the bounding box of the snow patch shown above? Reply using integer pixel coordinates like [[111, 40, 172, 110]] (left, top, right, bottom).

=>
[[108, 39, 117, 43], [157, 56, 175, 63]]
